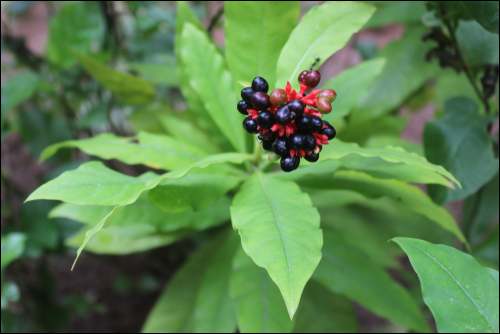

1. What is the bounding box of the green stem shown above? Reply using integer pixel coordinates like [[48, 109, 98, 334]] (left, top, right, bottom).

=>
[[253, 138, 263, 166]]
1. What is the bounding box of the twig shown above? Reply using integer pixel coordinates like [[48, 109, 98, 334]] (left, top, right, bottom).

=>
[[207, 6, 224, 33]]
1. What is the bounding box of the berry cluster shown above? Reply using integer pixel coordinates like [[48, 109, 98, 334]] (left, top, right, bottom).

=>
[[237, 70, 337, 172]]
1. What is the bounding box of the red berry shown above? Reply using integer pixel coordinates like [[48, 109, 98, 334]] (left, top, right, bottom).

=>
[[317, 98, 332, 114], [270, 89, 287, 105], [304, 70, 321, 88], [298, 70, 310, 83], [318, 89, 337, 103]]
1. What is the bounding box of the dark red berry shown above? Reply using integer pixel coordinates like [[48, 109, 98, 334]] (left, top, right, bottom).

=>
[[304, 152, 319, 163], [309, 115, 323, 132], [287, 100, 305, 117], [280, 155, 300, 172], [252, 77, 269, 93], [289, 131, 306, 150], [320, 123, 336, 140], [243, 117, 259, 134], [241, 87, 254, 102], [318, 89, 337, 103], [273, 136, 289, 156], [298, 70, 310, 83], [303, 133, 317, 151], [317, 98, 332, 114], [251, 92, 271, 110], [275, 105, 293, 125], [270, 89, 287, 105], [237, 100, 250, 115], [304, 70, 321, 88], [257, 110, 275, 129], [296, 114, 311, 131]]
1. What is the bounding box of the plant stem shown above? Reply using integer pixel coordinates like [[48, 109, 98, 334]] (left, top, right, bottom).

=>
[[207, 6, 224, 33], [253, 138, 263, 166]]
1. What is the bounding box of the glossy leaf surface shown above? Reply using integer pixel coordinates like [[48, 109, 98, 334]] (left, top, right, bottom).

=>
[[463, 1, 499, 34], [456, 20, 499, 66], [231, 172, 322, 319], [393, 238, 499, 333]]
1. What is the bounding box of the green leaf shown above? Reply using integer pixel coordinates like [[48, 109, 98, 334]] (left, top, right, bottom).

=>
[[1, 233, 27, 270], [424, 97, 498, 204], [393, 237, 499, 333], [1, 71, 40, 110], [473, 225, 499, 269], [488, 268, 499, 284], [350, 27, 439, 124], [462, 1, 499, 34], [275, 1, 375, 89], [322, 58, 386, 123], [293, 280, 357, 333], [40, 132, 208, 170], [313, 230, 430, 332], [456, 20, 499, 66], [72, 51, 155, 105], [364, 1, 427, 28], [142, 230, 238, 333], [225, 1, 300, 89], [50, 196, 231, 234], [181, 23, 246, 153], [128, 62, 179, 86], [230, 247, 294, 333], [231, 172, 322, 319], [463, 173, 499, 245], [298, 170, 467, 245], [47, 1, 105, 68], [320, 139, 461, 187], [434, 69, 483, 113], [339, 115, 408, 145], [148, 173, 242, 213]]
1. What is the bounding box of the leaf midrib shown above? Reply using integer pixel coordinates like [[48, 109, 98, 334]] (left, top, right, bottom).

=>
[[257, 171, 294, 314], [400, 240, 496, 332]]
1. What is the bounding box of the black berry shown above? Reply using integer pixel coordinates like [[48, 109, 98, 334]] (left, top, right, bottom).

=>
[[287, 100, 305, 117], [296, 114, 311, 131], [241, 87, 254, 102], [273, 136, 289, 156], [262, 138, 274, 151], [320, 123, 336, 140], [303, 133, 317, 151], [252, 76, 269, 93], [251, 92, 271, 110], [275, 105, 293, 125], [242, 117, 259, 134], [237, 100, 251, 115], [257, 110, 275, 129], [309, 115, 323, 132], [280, 155, 300, 172], [304, 153, 319, 163], [289, 131, 306, 150], [258, 132, 275, 142]]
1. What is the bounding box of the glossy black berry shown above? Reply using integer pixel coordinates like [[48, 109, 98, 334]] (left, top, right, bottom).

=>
[[304, 152, 320, 163], [257, 110, 275, 129], [273, 136, 289, 156], [289, 131, 306, 150], [275, 105, 293, 125], [242, 117, 259, 134], [287, 100, 305, 117], [303, 133, 317, 151], [280, 155, 300, 172], [309, 115, 324, 132], [237, 100, 251, 115], [320, 123, 336, 140], [251, 92, 271, 110], [258, 132, 275, 142], [262, 138, 274, 151], [241, 87, 255, 103], [252, 76, 269, 93], [296, 114, 311, 131]]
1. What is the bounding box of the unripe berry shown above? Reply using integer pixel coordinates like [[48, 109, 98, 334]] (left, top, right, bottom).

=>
[[287, 100, 305, 117], [268, 151, 280, 162], [309, 115, 324, 132], [289, 131, 306, 150], [242, 117, 259, 134], [257, 110, 275, 129], [280, 155, 300, 172], [252, 76, 269, 93], [270, 89, 287, 105], [317, 98, 332, 114], [318, 89, 337, 103], [251, 92, 271, 110], [304, 70, 321, 88], [303, 133, 317, 151], [275, 105, 293, 125], [298, 70, 310, 83], [241, 87, 254, 102], [273, 136, 290, 156], [304, 152, 320, 163], [237, 100, 250, 115]]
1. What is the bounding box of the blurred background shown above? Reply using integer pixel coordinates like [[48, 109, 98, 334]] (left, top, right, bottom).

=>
[[1, 1, 498, 333]]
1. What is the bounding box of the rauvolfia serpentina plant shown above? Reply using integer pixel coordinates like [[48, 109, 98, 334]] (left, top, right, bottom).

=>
[[24, 1, 499, 333]]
